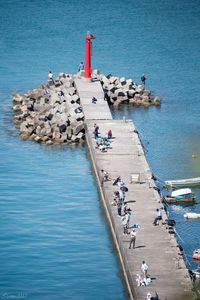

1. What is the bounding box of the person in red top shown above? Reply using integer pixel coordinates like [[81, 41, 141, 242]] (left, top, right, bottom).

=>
[[107, 129, 112, 139]]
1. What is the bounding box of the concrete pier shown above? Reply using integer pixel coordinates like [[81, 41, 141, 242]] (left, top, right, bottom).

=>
[[75, 78, 196, 300]]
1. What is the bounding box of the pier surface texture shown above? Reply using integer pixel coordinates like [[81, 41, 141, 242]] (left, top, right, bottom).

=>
[[75, 78, 196, 300]]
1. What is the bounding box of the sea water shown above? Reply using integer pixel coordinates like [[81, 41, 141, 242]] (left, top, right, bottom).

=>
[[0, 0, 200, 299]]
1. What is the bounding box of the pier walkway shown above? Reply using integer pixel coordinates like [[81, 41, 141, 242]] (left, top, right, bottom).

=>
[[75, 78, 196, 300]]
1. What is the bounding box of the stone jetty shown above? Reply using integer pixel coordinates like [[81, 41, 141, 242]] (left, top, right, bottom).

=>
[[94, 70, 161, 107], [11, 71, 196, 299], [12, 73, 85, 145], [12, 71, 160, 145], [75, 77, 196, 300]]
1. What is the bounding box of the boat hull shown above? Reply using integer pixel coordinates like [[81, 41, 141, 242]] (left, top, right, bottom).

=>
[[192, 249, 200, 260], [193, 254, 200, 260], [165, 177, 200, 188], [184, 212, 200, 219], [164, 196, 196, 204]]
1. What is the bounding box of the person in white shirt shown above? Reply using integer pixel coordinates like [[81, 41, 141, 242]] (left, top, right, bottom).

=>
[[153, 208, 162, 225], [141, 261, 148, 277], [48, 71, 54, 84], [129, 228, 136, 249]]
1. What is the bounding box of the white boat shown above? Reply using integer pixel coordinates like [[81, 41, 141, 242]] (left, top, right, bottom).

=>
[[184, 212, 200, 219], [163, 188, 196, 204], [189, 267, 200, 296], [165, 177, 200, 188], [192, 249, 200, 260]]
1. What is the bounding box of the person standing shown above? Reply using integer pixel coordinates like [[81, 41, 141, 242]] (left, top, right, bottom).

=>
[[122, 214, 129, 235], [107, 129, 112, 139], [129, 228, 136, 249], [117, 198, 122, 216], [93, 124, 99, 139], [78, 62, 84, 71], [141, 74, 146, 88], [126, 209, 131, 228], [48, 71, 54, 84], [141, 261, 148, 277], [153, 208, 162, 225], [119, 188, 125, 203]]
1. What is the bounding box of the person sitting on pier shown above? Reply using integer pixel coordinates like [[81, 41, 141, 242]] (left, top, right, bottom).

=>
[[100, 169, 111, 184], [96, 141, 106, 152], [96, 137, 110, 152], [142, 276, 151, 286], [95, 136, 111, 152], [153, 208, 162, 226], [111, 191, 122, 215], [107, 129, 112, 139], [136, 274, 143, 286], [101, 136, 110, 147], [111, 191, 119, 206], [141, 261, 148, 278], [117, 178, 125, 188], [92, 96, 97, 104], [58, 90, 64, 97]]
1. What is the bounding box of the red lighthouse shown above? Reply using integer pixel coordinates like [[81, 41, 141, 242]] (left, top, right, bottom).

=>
[[85, 32, 96, 79]]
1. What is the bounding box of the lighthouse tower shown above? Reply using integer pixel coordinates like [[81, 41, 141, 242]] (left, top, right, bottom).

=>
[[84, 32, 96, 79]]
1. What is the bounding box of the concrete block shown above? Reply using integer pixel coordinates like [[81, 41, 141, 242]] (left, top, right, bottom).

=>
[[73, 121, 85, 135]]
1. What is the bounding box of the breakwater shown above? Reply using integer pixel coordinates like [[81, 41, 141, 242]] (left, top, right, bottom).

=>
[[75, 77, 196, 300], [12, 72, 160, 145], [11, 73, 196, 299], [12, 73, 85, 145], [93, 70, 161, 107]]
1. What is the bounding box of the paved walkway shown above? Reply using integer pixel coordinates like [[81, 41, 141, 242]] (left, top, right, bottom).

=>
[[75, 78, 196, 300], [75, 78, 112, 120]]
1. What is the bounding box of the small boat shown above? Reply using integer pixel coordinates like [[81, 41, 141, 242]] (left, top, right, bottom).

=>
[[184, 212, 200, 219], [189, 267, 200, 296], [190, 267, 200, 280], [193, 249, 200, 260], [165, 177, 200, 188], [163, 188, 196, 204]]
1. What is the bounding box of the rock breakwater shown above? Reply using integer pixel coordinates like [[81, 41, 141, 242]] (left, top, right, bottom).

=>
[[12, 73, 85, 145], [93, 70, 161, 107], [12, 71, 161, 145]]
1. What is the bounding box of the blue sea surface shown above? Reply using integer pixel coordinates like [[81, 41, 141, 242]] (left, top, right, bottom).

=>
[[0, 0, 200, 299]]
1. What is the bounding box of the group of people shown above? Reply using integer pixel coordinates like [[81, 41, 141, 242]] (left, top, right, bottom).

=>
[[92, 123, 166, 298], [111, 176, 154, 290], [112, 176, 139, 247], [93, 124, 113, 152], [136, 261, 151, 287], [107, 172, 165, 293], [48, 62, 84, 86]]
